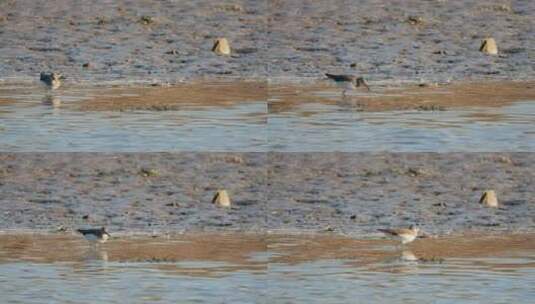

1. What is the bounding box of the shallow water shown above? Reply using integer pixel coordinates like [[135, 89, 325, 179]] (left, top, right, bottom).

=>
[[0, 99, 268, 152], [268, 258, 535, 303], [1, 234, 534, 303], [268, 101, 535, 152], [1, 86, 534, 152], [0, 262, 266, 303]]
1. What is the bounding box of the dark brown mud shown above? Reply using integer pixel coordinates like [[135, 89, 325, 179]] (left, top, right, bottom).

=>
[[0, 1, 533, 85], [0, 153, 533, 235]]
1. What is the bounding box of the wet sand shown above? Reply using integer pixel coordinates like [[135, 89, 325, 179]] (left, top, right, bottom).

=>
[[0, 233, 266, 269], [2, 231, 534, 303], [0, 153, 533, 235], [1, 80, 534, 113], [1, 232, 534, 266], [77, 81, 267, 111], [270, 80, 535, 112], [0, 1, 533, 85]]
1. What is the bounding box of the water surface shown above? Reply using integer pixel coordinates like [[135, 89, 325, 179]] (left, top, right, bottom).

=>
[[268, 101, 535, 152], [1, 85, 534, 152], [1, 233, 534, 303]]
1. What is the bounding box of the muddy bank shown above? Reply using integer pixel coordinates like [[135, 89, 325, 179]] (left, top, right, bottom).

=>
[[267, 153, 535, 235], [2, 79, 534, 112], [1, 232, 534, 268], [270, 80, 535, 112], [0, 153, 533, 235], [266, 0, 534, 82], [269, 233, 535, 266], [0, 0, 267, 84], [0, 80, 268, 112], [2, 232, 534, 304], [0, 233, 267, 270], [269, 80, 535, 112], [78, 81, 266, 111], [0, 153, 268, 232], [0, 1, 533, 85], [59, 79, 535, 112]]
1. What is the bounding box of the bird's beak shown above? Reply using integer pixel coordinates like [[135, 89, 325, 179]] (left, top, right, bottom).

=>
[[362, 80, 371, 91]]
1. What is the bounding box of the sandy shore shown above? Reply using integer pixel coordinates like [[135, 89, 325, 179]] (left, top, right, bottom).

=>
[[269, 80, 535, 112], [0, 0, 533, 85], [1, 232, 534, 266], [0, 153, 533, 235], [72, 79, 535, 112], [1, 79, 533, 112], [77, 81, 267, 111]]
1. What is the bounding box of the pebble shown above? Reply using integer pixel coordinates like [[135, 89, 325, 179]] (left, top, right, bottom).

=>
[[479, 190, 499, 208], [212, 38, 231, 55], [212, 189, 231, 207], [480, 38, 498, 55]]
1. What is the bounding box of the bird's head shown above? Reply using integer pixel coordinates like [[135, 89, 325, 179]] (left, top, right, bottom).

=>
[[51, 73, 63, 81], [101, 227, 111, 236]]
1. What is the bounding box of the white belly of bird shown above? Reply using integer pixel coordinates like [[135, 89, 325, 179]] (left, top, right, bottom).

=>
[[399, 234, 417, 244], [51, 80, 61, 90]]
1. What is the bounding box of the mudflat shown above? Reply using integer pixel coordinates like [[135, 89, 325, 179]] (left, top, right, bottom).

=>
[[1, 232, 534, 267], [1, 1, 534, 112], [1, 80, 534, 112], [0, 1, 533, 85], [270, 80, 535, 112], [0, 153, 533, 235], [77, 81, 267, 111]]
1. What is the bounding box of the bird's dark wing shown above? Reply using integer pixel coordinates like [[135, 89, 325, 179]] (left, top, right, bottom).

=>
[[77, 228, 99, 235], [378, 228, 397, 236], [325, 73, 353, 82]]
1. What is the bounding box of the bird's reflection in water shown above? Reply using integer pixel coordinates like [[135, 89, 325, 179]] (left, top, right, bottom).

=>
[[41, 95, 61, 108], [82, 246, 109, 262], [400, 250, 418, 262], [336, 97, 364, 111]]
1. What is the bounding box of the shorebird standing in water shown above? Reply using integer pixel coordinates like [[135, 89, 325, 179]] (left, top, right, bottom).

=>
[[40, 72, 63, 90], [378, 225, 419, 245], [325, 73, 370, 96], [77, 227, 111, 243]]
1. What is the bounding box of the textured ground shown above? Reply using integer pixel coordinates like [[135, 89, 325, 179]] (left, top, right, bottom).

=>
[[1, 153, 533, 236], [0, 0, 533, 85]]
